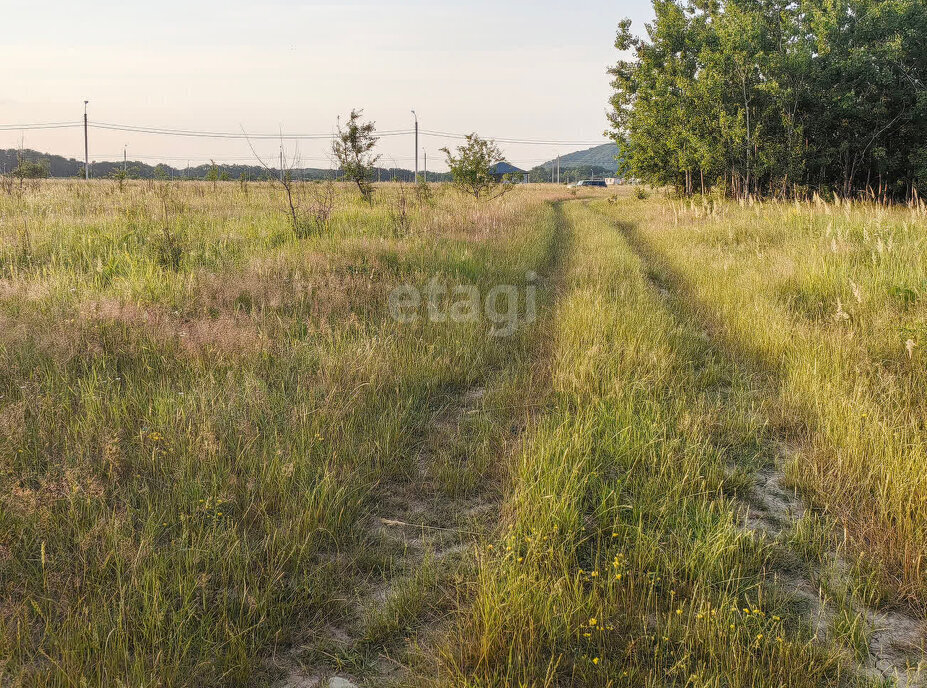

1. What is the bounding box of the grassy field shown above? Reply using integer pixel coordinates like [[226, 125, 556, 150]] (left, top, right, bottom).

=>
[[1, 181, 926, 686], [623, 197, 927, 605], [433, 196, 927, 687]]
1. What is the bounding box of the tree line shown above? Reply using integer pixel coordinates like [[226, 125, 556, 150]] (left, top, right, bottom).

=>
[[0, 148, 451, 183], [608, 0, 926, 200]]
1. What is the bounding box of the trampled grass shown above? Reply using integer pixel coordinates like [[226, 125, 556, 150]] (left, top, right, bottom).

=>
[[2, 181, 926, 686]]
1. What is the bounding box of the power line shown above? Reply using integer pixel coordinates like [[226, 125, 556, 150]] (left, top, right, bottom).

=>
[[0, 120, 610, 146], [92, 153, 424, 164], [0, 122, 81, 131], [1, 117, 614, 174], [420, 129, 608, 146], [92, 122, 412, 140]]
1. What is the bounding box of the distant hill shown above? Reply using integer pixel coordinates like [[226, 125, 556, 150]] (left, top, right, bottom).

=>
[[0, 148, 448, 182], [542, 143, 620, 171]]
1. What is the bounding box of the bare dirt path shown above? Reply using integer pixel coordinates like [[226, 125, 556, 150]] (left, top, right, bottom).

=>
[[274, 386, 499, 688], [273, 203, 571, 688]]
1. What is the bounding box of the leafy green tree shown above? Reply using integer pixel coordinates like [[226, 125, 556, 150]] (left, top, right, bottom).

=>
[[609, 0, 927, 200], [441, 134, 509, 200], [110, 168, 129, 191], [527, 166, 550, 183], [13, 157, 49, 180], [204, 161, 221, 190], [332, 109, 381, 203], [4, 153, 49, 194]]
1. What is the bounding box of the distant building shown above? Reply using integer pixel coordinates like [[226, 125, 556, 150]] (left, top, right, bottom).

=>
[[489, 161, 527, 183]]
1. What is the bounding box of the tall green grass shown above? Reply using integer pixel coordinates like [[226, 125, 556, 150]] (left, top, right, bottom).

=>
[[7, 181, 915, 686], [0, 180, 564, 686], [609, 196, 927, 605], [434, 200, 849, 687]]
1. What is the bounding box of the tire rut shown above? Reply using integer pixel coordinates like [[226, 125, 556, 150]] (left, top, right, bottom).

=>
[[609, 208, 927, 687], [744, 445, 926, 686], [275, 200, 572, 688], [277, 384, 493, 688]]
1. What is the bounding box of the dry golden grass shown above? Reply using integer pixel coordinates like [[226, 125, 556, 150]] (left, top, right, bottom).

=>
[[0, 179, 580, 686], [623, 196, 927, 605], [6, 180, 922, 687]]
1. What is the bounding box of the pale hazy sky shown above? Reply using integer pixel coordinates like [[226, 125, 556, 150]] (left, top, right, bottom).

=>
[[2, 0, 653, 171]]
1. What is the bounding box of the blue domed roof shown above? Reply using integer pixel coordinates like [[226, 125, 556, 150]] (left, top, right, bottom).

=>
[[489, 161, 525, 174]]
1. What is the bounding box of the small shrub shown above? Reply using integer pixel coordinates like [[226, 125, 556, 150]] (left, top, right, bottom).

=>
[[415, 179, 433, 206], [110, 169, 129, 192], [332, 109, 380, 203], [441, 133, 511, 201], [156, 226, 185, 271], [2, 153, 48, 195], [388, 180, 413, 236], [153, 182, 185, 270], [305, 180, 336, 237]]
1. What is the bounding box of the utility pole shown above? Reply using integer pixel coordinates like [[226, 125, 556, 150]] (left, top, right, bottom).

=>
[[411, 109, 418, 183], [423, 148, 427, 183], [279, 146, 284, 182], [556, 155, 560, 184], [123, 145, 127, 173], [83, 100, 89, 180]]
